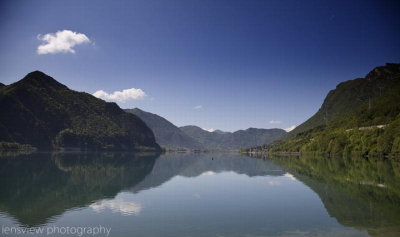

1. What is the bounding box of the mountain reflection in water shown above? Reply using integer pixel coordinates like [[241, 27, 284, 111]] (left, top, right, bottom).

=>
[[0, 152, 399, 237]]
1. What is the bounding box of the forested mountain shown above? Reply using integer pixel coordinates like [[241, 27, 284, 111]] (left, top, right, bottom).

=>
[[125, 108, 204, 150], [180, 125, 286, 150], [269, 63, 400, 155], [0, 71, 160, 151]]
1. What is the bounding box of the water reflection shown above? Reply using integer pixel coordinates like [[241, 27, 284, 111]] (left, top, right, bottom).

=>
[[0, 152, 158, 226], [264, 154, 400, 237], [0, 152, 399, 236], [90, 199, 142, 216]]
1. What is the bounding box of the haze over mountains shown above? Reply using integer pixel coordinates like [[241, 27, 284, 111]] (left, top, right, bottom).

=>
[[128, 108, 286, 150], [125, 108, 204, 150], [180, 125, 286, 150]]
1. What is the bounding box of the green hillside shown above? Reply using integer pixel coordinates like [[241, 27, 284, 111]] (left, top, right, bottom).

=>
[[269, 63, 400, 156], [0, 71, 160, 151]]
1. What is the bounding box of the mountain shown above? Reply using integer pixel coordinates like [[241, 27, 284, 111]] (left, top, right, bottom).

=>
[[125, 108, 204, 150], [0, 71, 160, 151], [214, 129, 228, 134], [290, 63, 400, 135], [269, 63, 400, 155], [126, 108, 285, 150], [180, 125, 286, 150]]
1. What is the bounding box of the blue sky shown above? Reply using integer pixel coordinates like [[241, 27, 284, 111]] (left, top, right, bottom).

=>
[[0, 0, 399, 132]]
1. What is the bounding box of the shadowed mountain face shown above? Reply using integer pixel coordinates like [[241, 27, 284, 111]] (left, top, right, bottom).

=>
[[0, 152, 284, 227], [0, 71, 160, 151], [125, 108, 204, 150], [264, 154, 400, 237], [180, 125, 286, 150]]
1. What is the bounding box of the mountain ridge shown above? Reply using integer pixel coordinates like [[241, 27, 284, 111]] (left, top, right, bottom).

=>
[[0, 71, 161, 151], [268, 63, 400, 155], [180, 125, 286, 150], [290, 63, 400, 136], [127, 108, 286, 150], [125, 108, 204, 150]]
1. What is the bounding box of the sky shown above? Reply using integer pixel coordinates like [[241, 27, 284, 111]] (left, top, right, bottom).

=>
[[0, 0, 399, 132]]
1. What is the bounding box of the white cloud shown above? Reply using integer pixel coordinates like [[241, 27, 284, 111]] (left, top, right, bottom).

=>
[[194, 105, 203, 110], [284, 125, 296, 132], [90, 199, 142, 216], [93, 88, 147, 102], [269, 120, 282, 124], [37, 30, 90, 54], [202, 128, 215, 132]]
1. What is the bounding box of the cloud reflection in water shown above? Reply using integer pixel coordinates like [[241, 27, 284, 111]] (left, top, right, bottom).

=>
[[90, 199, 142, 216]]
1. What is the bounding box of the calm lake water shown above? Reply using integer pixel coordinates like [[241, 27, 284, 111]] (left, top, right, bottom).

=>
[[0, 152, 399, 237]]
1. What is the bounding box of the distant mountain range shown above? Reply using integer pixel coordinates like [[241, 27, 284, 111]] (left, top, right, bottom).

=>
[[0, 71, 160, 151], [180, 125, 286, 150], [126, 108, 204, 150], [266, 63, 400, 156], [127, 108, 286, 150]]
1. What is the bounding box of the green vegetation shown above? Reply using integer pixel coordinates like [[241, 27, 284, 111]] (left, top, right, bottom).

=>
[[0, 71, 161, 151], [264, 63, 400, 156]]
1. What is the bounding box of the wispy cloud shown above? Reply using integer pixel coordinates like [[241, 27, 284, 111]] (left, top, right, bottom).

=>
[[93, 88, 147, 102], [194, 105, 203, 110], [269, 120, 282, 124], [284, 125, 296, 132], [37, 30, 90, 54]]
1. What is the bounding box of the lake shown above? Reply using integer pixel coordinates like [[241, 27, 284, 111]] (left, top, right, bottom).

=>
[[0, 152, 399, 236]]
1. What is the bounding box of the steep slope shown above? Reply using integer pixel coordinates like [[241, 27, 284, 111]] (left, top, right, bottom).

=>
[[0, 71, 160, 151], [291, 63, 400, 135], [180, 125, 286, 150], [269, 63, 400, 155], [125, 108, 204, 150]]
